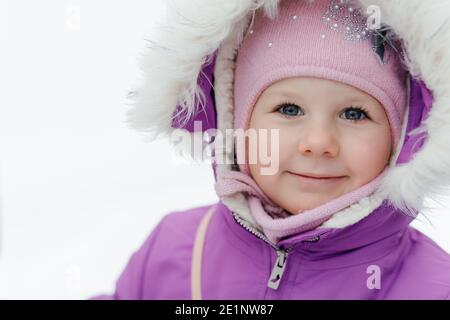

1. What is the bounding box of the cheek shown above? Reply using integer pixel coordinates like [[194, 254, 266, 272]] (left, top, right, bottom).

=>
[[277, 128, 298, 163], [343, 128, 391, 178], [247, 118, 295, 170]]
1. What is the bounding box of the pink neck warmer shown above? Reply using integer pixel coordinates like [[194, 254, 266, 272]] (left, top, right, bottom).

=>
[[215, 167, 388, 244]]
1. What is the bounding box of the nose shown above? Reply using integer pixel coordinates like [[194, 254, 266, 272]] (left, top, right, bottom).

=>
[[297, 122, 339, 157]]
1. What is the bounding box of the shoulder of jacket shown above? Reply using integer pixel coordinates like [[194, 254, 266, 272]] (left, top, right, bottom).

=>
[[408, 227, 450, 261], [110, 203, 218, 299], [406, 227, 450, 297], [138, 202, 218, 266], [160, 203, 218, 241]]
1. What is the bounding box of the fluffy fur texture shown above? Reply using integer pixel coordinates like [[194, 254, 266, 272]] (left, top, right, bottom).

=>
[[125, 0, 450, 229]]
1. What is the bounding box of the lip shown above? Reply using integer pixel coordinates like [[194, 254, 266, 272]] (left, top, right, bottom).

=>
[[289, 172, 346, 185], [294, 172, 345, 179]]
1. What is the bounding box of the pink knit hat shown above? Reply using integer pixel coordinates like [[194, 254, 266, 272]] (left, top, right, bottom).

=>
[[233, 0, 408, 175]]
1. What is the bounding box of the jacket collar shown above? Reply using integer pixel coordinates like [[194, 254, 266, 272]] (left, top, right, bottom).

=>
[[218, 198, 415, 262]]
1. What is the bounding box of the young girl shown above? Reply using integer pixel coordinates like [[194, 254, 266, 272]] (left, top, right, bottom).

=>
[[92, 0, 450, 299]]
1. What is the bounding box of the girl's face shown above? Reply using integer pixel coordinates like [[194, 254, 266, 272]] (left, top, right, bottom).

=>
[[247, 76, 392, 214]]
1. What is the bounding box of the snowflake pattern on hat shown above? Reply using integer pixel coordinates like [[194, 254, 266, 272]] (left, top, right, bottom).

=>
[[321, 0, 372, 42], [321, 0, 403, 65]]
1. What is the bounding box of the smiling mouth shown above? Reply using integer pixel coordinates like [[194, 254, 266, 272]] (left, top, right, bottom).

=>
[[290, 172, 346, 180], [289, 172, 346, 185]]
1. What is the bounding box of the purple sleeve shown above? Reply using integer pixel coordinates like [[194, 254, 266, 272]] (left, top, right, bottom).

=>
[[88, 216, 166, 300]]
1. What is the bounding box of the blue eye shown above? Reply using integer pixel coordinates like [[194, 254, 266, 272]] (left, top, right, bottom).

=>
[[342, 106, 370, 122], [276, 102, 370, 122], [277, 103, 303, 117]]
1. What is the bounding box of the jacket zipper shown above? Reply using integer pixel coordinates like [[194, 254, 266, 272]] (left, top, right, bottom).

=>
[[230, 211, 296, 290]]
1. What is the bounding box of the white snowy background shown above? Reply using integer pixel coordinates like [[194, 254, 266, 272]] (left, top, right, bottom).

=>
[[0, 0, 448, 299]]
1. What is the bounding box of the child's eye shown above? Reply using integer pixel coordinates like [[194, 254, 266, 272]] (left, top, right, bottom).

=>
[[276, 102, 371, 122], [276, 102, 303, 117], [342, 106, 371, 122]]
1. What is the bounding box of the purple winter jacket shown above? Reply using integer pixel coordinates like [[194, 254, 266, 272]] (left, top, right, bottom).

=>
[[91, 0, 450, 300], [91, 198, 450, 299]]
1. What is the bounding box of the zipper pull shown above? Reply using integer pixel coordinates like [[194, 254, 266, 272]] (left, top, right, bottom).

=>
[[267, 248, 289, 290]]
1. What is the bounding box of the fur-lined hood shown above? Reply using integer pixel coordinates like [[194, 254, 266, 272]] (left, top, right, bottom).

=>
[[124, 0, 450, 233]]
